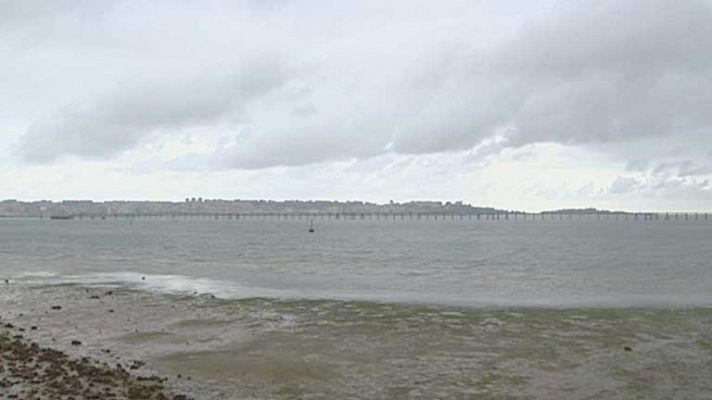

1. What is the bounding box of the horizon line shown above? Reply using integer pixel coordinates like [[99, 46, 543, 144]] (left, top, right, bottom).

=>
[[1, 198, 709, 214]]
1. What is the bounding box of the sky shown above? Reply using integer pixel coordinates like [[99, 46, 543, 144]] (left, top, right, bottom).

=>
[[1, 0, 711, 211]]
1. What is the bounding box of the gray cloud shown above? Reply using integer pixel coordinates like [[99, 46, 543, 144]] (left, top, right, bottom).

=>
[[217, 119, 389, 169], [608, 175, 711, 200], [10, 0, 712, 174], [0, 0, 102, 26], [399, 0, 712, 152], [18, 59, 293, 162], [226, 0, 712, 168], [624, 156, 712, 179], [609, 176, 640, 194], [606, 164, 712, 209]]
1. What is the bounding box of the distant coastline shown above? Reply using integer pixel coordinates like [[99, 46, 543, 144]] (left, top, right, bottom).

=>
[[0, 198, 672, 219]]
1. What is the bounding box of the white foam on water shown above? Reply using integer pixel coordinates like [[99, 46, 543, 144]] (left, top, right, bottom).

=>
[[13, 271, 59, 278], [53, 271, 293, 299], [10, 270, 712, 309]]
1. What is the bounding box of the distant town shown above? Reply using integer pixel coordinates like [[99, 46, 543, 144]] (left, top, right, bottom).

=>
[[0, 198, 633, 219], [0, 199, 500, 218]]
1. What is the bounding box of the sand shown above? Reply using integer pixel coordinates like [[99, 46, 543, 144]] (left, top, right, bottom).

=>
[[0, 320, 192, 400]]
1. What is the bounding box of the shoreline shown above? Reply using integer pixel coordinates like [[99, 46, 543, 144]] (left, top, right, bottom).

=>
[[0, 321, 192, 400], [3, 281, 711, 399], [7, 273, 712, 310], [0, 282, 245, 399]]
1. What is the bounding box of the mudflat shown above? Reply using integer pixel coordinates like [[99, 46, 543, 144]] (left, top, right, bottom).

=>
[[0, 321, 191, 400]]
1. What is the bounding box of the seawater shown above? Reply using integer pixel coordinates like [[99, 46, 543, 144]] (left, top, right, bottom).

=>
[[1, 218, 711, 399], [2, 217, 712, 306]]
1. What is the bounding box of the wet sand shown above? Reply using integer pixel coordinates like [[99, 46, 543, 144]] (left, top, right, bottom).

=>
[[2, 280, 712, 399], [0, 322, 192, 399], [0, 282, 204, 400]]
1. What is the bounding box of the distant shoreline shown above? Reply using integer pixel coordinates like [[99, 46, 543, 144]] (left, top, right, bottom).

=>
[[1, 211, 708, 223]]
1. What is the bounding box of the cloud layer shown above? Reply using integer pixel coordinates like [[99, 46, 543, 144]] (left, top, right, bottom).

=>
[[2, 0, 711, 208], [13, 0, 712, 171], [18, 59, 293, 162]]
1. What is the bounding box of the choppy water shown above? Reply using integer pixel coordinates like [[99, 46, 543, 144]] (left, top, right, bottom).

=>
[[1, 218, 711, 399]]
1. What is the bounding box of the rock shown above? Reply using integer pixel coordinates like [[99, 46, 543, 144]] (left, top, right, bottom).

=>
[[0, 334, 193, 399], [71, 340, 82, 346], [129, 360, 145, 370], [624, 346, 633, 352]]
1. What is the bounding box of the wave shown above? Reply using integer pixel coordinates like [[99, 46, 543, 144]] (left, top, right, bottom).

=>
[[14, 271, 60, 278], [11, 270, 712, 308], [51, 271, 292, 299]]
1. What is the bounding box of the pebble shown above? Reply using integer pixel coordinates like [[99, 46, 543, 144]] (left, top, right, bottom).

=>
[[0, 327, 193, 399]]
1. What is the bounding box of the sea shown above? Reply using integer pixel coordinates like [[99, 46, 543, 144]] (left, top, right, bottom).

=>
[[1, 217, 711, 399]]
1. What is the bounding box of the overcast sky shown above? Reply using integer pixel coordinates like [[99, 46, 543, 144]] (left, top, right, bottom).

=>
[[1, 0, 711, 211]]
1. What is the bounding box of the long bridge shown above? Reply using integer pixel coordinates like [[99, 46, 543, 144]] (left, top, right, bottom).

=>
[[48, 211, 710, 222]]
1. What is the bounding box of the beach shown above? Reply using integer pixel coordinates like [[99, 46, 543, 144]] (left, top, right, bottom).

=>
[[2, 280, 712, 399], [0, 326, 190, 399], [0, 284, 195, 399]]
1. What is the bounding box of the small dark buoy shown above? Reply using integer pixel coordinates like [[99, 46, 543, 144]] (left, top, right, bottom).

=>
[[624, 346, 633, 352], [308, 218, 315, 233], [141, 276, 146, 280]]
